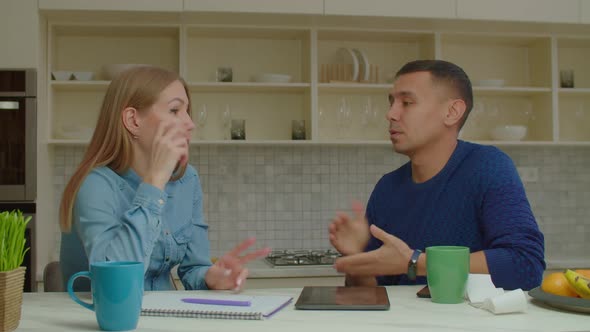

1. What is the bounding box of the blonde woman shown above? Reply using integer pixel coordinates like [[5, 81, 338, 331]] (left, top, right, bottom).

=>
[[59, 66, 270, 291]]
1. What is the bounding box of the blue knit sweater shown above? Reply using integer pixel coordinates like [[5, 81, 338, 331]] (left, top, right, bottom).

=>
[[366, 140, 545, 290]]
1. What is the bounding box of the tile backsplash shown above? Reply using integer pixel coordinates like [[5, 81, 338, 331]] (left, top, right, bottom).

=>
[[52, 144, 590, 266]]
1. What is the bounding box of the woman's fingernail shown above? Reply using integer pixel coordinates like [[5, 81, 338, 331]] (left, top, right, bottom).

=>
[[236, 278, 242, 286], [223, 269, 231, 277]]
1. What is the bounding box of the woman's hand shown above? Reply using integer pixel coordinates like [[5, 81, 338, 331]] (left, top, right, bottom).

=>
[[205, 238, 271, 292], [144, 120, 189, 190]]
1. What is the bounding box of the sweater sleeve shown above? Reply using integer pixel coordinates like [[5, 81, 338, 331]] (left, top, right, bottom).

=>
[[480, 150, 546, 290]]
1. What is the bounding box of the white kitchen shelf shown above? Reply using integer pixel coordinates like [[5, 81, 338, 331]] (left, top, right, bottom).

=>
[[48, 138, 590, 147], [50, 80, 109, 91], [188, 82, 310, 93], [558, 88, 590, 95], [318, 83, 392, 93], [43, 21, 590, 145], [473, 87, 551, 96]]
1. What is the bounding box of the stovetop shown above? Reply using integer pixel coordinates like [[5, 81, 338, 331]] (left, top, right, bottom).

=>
[[264, 249, 341, 267]]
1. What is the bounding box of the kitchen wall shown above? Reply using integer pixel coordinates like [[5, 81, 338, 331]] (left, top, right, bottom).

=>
[[51, 144, 590, 267]]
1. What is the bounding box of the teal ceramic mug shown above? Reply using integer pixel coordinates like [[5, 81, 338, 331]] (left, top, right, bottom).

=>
[[426, 246, 469, 304], [67, 261, 144, 331]]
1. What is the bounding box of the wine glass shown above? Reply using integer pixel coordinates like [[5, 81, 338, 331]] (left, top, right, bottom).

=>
[[221, 104, 232, 140], [361, 96, 372, 129], [337, 97, 351, 138], [196, 104, 208, 140]]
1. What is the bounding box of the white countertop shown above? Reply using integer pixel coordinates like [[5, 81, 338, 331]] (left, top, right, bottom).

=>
[[171, 260, 343, 280], [18, 286, 588, 332], [246, 260, 343, 278]]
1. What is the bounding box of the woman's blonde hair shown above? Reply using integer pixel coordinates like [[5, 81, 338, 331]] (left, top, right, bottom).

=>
[[59, 66, 192, 232]]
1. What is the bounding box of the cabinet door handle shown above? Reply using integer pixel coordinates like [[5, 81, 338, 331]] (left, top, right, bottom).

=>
[[0, 101, 19, 110]]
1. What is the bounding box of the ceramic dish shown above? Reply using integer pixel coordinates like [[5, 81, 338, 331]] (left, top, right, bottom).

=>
[[490, 125, 527, 141], [72, 71, 94, 81], [353, 48, 370, 81], [476, 79, 505, 87], [339, 48, 359, 82], [52, 71, 73, 81], [252, 73, 292, 83], [529, 287, 590, 314]]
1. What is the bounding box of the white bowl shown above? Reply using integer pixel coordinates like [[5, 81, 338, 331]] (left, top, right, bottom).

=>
[[252, 73, 292, 83], [72, 71, 94, 81], [490, 125, 527, 141], [103, 64, 147, 80], [52, 71, 73, 81], [476, 79, 505, 87]]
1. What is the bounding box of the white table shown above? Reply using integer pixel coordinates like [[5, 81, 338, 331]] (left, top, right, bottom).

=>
[[18, 286, 588, 332]]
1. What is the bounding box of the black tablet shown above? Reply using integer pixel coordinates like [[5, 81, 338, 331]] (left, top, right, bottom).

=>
[[294, 286, 390, 310]]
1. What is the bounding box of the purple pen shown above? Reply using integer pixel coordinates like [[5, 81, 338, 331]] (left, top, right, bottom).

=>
[[181, 298, 252, 307]]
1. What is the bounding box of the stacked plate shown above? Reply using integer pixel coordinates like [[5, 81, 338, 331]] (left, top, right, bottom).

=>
[[338, 48, 370, 82]]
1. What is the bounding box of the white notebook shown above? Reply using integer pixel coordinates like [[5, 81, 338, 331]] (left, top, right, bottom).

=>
[[141, 293, 293, 320]]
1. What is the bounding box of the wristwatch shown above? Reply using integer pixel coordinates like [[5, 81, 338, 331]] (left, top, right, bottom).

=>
[[407, 249, 422, 281]]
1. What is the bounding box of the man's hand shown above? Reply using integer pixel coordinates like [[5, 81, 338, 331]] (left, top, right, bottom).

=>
[[329, 201, 371, 256], [334, 224, 413, 277]]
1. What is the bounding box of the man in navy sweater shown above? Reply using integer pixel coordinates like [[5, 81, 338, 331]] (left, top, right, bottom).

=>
[[329, 60, 545, 290]]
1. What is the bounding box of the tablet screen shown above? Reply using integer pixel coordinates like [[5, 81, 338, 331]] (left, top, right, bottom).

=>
[[294, 286, 390, 310]]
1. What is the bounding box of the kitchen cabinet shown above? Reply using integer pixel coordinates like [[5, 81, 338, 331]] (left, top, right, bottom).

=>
[[440, 34, 553, 142], [183, 0, 323, 15], [324, 0, 456, 19], [48, 25, 179, 142], [0, 0, 38, 68], [582, 0, 590, 24], [556, 38, 590, 142], [38, 0, 183, 12], [43, 17, 590, 146], [317, 30, 434, 142], [457, 0, 580, 24]]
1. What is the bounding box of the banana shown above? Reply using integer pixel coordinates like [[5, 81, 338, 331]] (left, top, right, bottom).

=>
[[564, 269, 590, 299]]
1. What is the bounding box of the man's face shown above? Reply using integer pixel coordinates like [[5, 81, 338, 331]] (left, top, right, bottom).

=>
[[386, 71, 451, 155]]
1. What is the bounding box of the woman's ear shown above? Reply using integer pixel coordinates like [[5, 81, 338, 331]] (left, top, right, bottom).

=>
[[121, 107, 140, 138], [444, 99, 466, 127]]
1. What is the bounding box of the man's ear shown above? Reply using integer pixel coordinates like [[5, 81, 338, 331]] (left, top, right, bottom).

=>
[[121, 107, 140, 137], [444, 99, 466, 128]]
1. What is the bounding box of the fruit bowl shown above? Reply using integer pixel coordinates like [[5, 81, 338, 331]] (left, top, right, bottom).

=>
[[490, 125, 527, 141]]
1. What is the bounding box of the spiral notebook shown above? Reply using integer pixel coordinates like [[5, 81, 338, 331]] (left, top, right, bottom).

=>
[[141, 293, 293, 320]]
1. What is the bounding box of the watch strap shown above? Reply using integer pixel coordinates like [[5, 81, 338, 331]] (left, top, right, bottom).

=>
[[407, 249, 422, 281]]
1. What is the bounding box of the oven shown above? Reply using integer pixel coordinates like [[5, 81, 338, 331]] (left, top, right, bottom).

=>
[[0, 69, 36, 201]]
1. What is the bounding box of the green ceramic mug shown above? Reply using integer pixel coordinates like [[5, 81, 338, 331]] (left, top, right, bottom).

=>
[[426, 246, 470, 304]]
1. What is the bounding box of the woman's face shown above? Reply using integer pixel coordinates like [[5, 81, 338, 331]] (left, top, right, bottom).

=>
[[137, 80, 194, 159]]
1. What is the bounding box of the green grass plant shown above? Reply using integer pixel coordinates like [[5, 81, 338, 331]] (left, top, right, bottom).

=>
[[0, 210, 30, 272]]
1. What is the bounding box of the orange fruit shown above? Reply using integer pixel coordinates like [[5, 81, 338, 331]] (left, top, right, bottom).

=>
[[575, 269, 590, 279], [541, 272, 578, 297]]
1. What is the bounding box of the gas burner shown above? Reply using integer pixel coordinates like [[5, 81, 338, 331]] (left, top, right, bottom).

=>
[[264, 249, 342, 267]]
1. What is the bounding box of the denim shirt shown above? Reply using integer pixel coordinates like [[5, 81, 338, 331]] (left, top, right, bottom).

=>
[[60, 165, 212, 291]]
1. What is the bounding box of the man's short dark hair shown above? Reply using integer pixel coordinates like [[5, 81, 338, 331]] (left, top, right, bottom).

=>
[[395, 60, 473, 130]]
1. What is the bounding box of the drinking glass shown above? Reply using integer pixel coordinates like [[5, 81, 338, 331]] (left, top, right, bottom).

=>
[[221, 104, 232, 140], [337, 97, 352, 138], [560, 69, 574, 88], [196, 104, 208, 140]]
